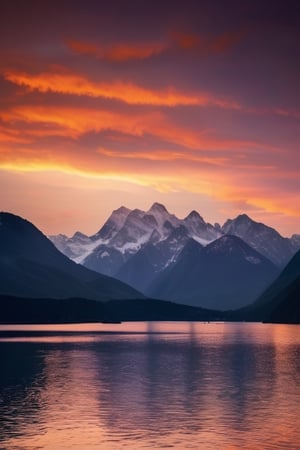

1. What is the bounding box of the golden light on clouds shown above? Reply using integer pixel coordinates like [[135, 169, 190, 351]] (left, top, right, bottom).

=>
[[0, 1, 299, 236], [4, 70, 241, 108]]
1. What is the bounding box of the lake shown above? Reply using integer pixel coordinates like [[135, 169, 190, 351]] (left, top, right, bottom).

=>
[[0, 322, 300, 449]]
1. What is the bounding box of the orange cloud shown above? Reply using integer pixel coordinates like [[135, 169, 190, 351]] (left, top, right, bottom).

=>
[[0, 104, 259, 152], [4, 69, 241, 109], [1, 108, 299, 225], [3, 151, 299, 222], [97, 148, 229, 166], [67, 39, 168, 61], [0, 129, 31, 144]]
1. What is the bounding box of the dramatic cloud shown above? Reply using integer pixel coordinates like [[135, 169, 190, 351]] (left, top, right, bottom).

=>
[[0, 0, 299, 236], [4, 70, 241, 108]]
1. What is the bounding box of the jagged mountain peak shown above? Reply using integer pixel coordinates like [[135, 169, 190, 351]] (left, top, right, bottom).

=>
[[104, 205, 132, 224], [92, 205, 131, 242], [222, 213, 253, 229], [114, 205, 131, 215], [148, 202, 169, 214], [221, 213, 294, 267], [236, 213, 253, 222], [184, 210, 205, 223], [125, 208, 145, 221], [72, 231, 89, 239], [223, 213, 279, 235], [49, 205, 299, 273]]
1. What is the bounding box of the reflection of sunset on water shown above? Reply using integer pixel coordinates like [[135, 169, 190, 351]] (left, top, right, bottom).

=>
[[1, 322, 300, 449]]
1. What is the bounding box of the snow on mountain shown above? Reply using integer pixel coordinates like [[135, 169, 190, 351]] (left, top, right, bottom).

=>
[[50, 206, 132, 264], [49, 232, 93, 260], [49, 205, 299, 285], [109, 208, 156, 251], [184, 210, 222, 242], [222, 214, 295, 267], [49, 203, 221, 276], [148, 202, 180, 232], [92, 206, 131, 241]]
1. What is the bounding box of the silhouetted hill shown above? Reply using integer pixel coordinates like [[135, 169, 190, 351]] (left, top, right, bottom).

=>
[[0, 212, 142, 301], [0, 295, 224, 324], [264, 276, 300, 323], [228, 251, 300, 323]]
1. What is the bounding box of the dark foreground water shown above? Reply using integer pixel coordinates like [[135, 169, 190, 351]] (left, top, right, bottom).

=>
[[0, 322, 300, 450]]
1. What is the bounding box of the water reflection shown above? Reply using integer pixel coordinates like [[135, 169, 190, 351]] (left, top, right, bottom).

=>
[[0, 323, 300, 449], [0, 342, 46, 441]]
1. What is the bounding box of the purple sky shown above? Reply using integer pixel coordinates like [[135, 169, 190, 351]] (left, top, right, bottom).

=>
[[0, 0, 299, 236]]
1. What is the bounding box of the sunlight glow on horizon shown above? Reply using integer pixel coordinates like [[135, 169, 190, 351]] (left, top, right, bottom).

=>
[[0, 1, 299, 237]]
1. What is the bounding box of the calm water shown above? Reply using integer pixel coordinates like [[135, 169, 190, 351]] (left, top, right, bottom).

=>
[[0, 322, 300, 450]]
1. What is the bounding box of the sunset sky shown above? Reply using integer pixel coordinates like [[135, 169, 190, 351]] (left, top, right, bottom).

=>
[[0, 0, 299, 236]]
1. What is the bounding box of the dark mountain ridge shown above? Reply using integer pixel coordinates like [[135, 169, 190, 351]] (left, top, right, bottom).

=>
[[0, 212, 142, 301], [148, 235, 279, 310]]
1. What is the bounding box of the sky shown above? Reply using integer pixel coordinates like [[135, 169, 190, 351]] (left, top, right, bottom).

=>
[[0, 0, 299, 237]]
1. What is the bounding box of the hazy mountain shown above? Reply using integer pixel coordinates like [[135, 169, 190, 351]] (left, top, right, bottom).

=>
[[0, 212, 142, 301], [222, 214, 295, 267], [49, 231, 91, 259], [148, 235, 279, 310]]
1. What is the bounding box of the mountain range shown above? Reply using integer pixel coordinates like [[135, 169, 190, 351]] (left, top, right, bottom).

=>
[[50, 203, 300, 310], [1, 207, 299, 323]]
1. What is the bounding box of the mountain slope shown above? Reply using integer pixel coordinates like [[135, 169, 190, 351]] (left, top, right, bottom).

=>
[[116, 225, 193, 293], [263, 276, 300, 323], [222, 214, 295, 267], [247, 250, 300, 318], [0, 212, 142, 300], [148, 235, 279, 310]]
